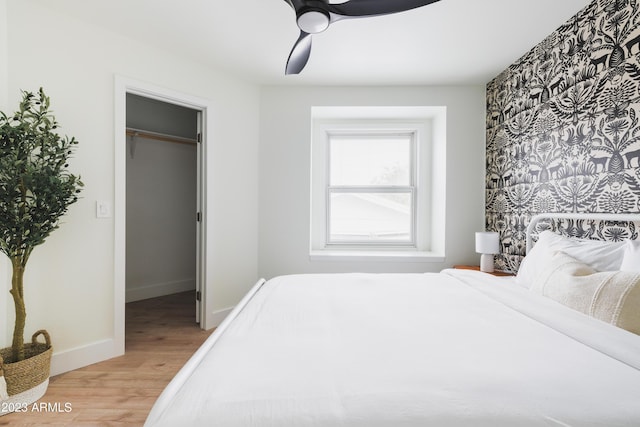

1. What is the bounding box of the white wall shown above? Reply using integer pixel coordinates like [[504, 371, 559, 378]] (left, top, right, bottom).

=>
[[0, 0, 8, 351], [0, 0, 6, 110], [259, 86, 486, 279], [3, 0, 260, 374], [126, 137, 197, 302]]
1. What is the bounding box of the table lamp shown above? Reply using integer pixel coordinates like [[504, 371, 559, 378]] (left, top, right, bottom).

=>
[[475, 231, 500, 273]]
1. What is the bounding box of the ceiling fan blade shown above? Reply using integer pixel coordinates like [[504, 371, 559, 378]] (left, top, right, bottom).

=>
[[285, 31, 312, 75], [328, 0, 441, 19]]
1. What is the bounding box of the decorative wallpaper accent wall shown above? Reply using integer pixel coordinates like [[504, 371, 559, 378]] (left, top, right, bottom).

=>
[[485, 0, 640, 272]]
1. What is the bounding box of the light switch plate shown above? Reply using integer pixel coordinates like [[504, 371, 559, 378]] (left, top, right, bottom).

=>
[[96, 200, 111, 218]]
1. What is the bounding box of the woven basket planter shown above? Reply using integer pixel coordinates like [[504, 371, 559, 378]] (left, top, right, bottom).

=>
[[0, 330, 52, 415]]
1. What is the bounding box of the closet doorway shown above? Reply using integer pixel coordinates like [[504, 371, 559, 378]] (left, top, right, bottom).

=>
[[125, 93, 203, 325]]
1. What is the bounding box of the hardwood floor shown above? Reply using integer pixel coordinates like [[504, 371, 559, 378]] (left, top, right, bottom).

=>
[[1, 291, 213, 426]]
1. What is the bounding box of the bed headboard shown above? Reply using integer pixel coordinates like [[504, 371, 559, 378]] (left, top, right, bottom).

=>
[[526, 213, 640, 254]]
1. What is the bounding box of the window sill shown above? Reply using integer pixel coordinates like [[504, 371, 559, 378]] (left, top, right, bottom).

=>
[[309, 250, 445, 263]]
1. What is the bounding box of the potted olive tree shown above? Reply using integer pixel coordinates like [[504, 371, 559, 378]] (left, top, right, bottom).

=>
[[0, 88, 82, 407]]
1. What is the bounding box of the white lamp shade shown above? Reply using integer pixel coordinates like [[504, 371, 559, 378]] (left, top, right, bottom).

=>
[[475, 231, 500, 254]]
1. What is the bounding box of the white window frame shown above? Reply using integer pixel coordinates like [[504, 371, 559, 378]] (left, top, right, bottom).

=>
[[325, 129, 420, 247], [310, 106, 447, 262]]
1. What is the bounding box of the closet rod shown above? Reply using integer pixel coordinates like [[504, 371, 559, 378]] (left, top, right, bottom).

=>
[[126, 127, 197, 145]]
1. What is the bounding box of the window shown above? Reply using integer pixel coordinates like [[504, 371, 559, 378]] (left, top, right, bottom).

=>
[[310, 107, 446, 261], [328, 132, 415, 245]]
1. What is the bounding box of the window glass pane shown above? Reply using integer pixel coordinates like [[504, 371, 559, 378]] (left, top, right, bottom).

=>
[[329, 192, 412, 243], [330, 135, 411, 186]]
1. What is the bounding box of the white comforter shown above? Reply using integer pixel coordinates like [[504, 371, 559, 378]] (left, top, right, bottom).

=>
[[145, 270, 640, 426]]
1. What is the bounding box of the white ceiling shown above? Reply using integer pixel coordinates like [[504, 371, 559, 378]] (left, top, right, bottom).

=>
[[39, 0, 593, 86]]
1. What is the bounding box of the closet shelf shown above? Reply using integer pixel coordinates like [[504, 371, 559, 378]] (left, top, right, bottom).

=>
[[126, 127, 197, 145]]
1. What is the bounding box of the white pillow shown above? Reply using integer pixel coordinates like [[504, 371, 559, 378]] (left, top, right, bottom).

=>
[[620, 240, 640, 272], [516, 232, 553, 288], [530, 250, 640, 335], [517, 230, 627, 288]]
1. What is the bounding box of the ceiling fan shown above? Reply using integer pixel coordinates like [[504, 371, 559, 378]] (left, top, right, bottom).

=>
[[282, 0, 442, 75]]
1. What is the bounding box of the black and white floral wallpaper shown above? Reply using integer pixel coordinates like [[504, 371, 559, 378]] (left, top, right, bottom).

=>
[[486, 0, 640, 272]]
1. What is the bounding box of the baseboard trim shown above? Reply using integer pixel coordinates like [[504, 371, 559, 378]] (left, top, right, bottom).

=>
[[208, 306, 233, 329], [50, 305, 233, 376], [50, 338, 118, 376], [126, 279, 195, 303]]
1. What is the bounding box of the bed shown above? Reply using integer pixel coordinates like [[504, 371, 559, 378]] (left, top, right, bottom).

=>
[[145, 213, 640, 427]]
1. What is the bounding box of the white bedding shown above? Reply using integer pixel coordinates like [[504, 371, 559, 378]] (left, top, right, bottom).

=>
[[145, 270, 640, 427]]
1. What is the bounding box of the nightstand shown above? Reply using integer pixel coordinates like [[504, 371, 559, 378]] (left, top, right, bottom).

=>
[[453, 265, 514, 277]]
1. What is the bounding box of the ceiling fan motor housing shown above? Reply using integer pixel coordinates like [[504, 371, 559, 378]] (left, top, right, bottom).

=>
[[296, 1, 331, 33]]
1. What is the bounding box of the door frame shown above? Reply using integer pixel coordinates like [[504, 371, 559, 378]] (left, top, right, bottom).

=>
[[114, 76, 210, 355]]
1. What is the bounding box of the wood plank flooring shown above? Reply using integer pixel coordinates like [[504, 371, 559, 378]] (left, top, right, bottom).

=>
[[1, 291, 213, 426]]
